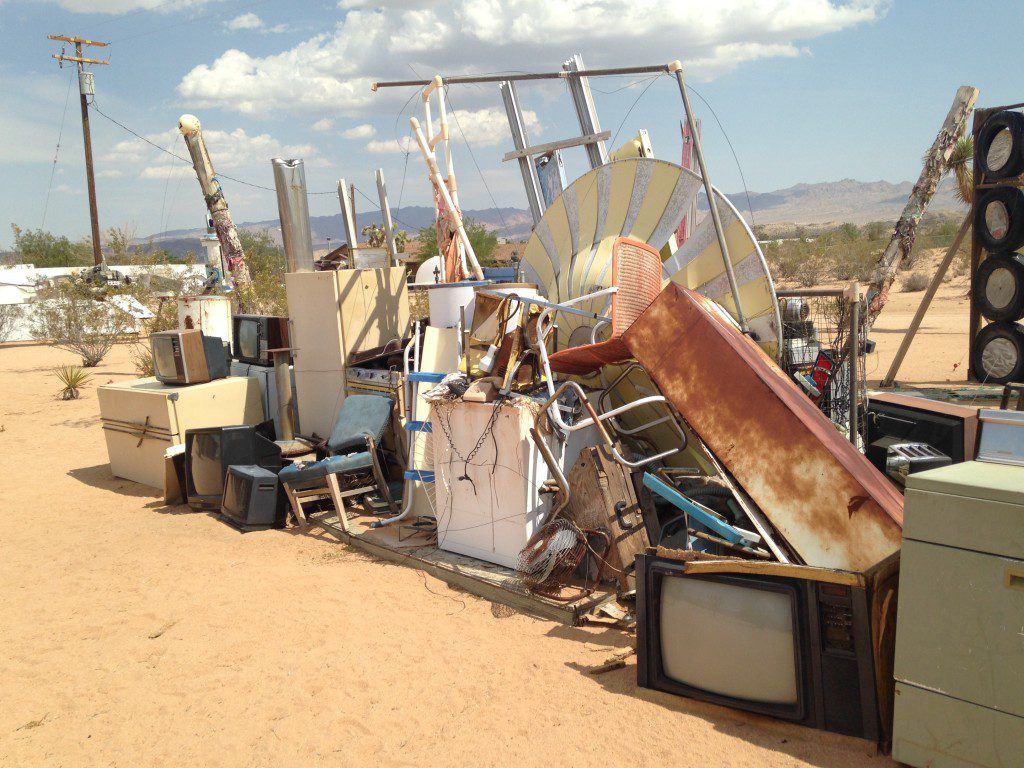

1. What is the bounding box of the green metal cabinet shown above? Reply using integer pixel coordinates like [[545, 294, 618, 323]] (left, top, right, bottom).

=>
[[893, 461, 1024, 767]]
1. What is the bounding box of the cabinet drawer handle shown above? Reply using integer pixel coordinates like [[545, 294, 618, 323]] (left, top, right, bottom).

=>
[[1005, 568, 1024, 591]]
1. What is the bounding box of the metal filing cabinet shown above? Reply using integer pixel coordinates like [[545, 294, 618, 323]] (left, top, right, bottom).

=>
[[893, 461, 1024, 767]]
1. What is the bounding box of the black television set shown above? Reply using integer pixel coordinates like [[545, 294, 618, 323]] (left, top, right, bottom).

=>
[[636, 553, 879, 742], [865, 393, 979, 475], [184, 420, 282, 511], [232, 315, 290, 366], [220, 465, 287, 531], [151, 329, 229, 385]]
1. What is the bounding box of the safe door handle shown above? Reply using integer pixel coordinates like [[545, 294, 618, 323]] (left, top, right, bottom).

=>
[[1005, 567, 1024, 591]]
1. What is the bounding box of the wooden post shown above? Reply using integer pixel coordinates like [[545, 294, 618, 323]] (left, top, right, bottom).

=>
[[48, 35, 109, 266], [178, 114, 252, 308], [865, 86, 978, 329], [880, 214, 972, 387]]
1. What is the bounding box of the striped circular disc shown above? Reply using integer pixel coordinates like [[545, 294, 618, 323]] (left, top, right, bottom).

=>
[[522, 157, 781, 360]]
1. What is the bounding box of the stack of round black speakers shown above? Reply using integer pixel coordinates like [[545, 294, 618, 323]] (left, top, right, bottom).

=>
[[970, 110, 1024, 383]]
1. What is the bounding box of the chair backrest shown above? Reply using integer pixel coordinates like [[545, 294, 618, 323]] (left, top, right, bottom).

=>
[[327, 394, 393, 454], [610, 237, 664, 340]]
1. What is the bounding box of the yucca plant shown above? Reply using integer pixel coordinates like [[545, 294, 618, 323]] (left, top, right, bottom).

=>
[[53, 365, 92, 400], [947, 135, 974, 204]]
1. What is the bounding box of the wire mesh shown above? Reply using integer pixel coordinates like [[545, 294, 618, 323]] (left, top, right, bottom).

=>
[[777, 291, 867, 444]]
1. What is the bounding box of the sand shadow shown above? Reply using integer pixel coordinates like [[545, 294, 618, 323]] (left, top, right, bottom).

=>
[[566, 659, 885, 767], [545, 622, 634, 651], [67, 464, 161, 499]]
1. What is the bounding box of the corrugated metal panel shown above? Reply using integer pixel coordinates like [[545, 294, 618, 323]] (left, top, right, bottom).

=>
[[623, 283, 903, 572]]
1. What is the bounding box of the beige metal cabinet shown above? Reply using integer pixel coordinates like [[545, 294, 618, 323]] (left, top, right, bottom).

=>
[[893, 461, 1024, 767], [98, 376, 264, 490], [176, 295, 233, 344], [285, 268, 409, 437]]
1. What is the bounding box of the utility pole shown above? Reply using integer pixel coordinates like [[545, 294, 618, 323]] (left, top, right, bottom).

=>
[[49, 35, 108, 266]]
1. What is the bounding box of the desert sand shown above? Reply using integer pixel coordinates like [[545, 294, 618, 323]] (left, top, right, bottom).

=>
[[1, 272, 970, 768], [0, 342, 899, 767]]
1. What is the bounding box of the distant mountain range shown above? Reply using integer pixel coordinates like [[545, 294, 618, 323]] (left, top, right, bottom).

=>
[[143, 178, 966, 257]]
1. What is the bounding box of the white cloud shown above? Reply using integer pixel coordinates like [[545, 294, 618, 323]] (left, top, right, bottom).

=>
[[98, 169, 125, 178], [342, 123, 376, 139], [447, 108, 536, 146], [101, 125, 316, 179], [312, 118, 334, 132], [226, 12, 263, 31], [177, 1, 886, 117], [224, 12, 288, 33], [49, 0, 218, 13], [366, 136, 412, 154], [139, 164, 193, 180]]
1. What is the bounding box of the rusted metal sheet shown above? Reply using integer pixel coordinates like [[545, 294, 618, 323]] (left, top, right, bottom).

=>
[[623, 283, 903, 572]]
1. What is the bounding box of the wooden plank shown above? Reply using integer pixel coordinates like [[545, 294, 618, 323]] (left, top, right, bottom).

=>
[[502, 131, 611, 162], [881, 213, 972, 387], [682, 558, 866, 587], [312, 515, 609, 625]]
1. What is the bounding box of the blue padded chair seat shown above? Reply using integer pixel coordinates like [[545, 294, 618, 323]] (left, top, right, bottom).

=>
[[279, 452, 373, 490], [327, 394, 393, 454]]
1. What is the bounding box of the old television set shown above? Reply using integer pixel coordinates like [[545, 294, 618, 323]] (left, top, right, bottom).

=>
[[150, 329, 229, 385], [220, 465, 287, 531], [636, 553, 879, 741], [184, 420, 282, 511], [866, 393, 979, 475], [232, 315, 290, 366]]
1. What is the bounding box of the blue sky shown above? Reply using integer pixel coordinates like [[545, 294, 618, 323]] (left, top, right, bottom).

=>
[[1, 0, 1020, 246]]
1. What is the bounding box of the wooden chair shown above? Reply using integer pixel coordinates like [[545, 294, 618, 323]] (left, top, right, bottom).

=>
[[278, 394, 397, 532]]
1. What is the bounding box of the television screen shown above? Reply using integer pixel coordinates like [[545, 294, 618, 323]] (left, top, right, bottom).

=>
[[189, 432, 224, 498], [237, 319, 259, 362], [221, 470, 248, 518], [152, 336, 178, 381], [660, 577, 799, 705]]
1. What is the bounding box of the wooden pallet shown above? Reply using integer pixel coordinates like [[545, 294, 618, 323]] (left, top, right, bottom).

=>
[[306, 510, 617, 626]]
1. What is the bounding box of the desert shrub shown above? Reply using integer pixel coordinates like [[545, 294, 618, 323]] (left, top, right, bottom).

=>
[[52, 364, 91, 400], [130, 344, 155, 377], [10, 224, 92, 267], [901, 272, 930, 292], [412, 218, 498, 267], [235, 230, 286, 316], [31, 281, 134, 366], [394, 229, 408, 253], [361, 224, 386, 248], [0, 303, 22, 342]]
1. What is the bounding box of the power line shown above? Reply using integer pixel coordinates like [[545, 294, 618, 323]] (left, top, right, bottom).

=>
[[88, 101, 420, 232], [443, 88, 512, 240], [687, 85, 756, 227], [41, 68, 76, 230]]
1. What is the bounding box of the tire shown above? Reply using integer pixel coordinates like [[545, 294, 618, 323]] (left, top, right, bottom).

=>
[[976, 187, 1024, 252], [971, 321, 1024, 384], [978, 111, 1024, 180], [973, 252, 1024, 321]]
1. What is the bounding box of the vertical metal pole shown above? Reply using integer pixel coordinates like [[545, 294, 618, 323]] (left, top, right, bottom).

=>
[[272, 349, 295, 441], [350, 183, 358, 240], [76, 43, 102, 266], [500, 80, 544, 224], [271, 158, 315, 273], [376, 168, 397, 266], [337, 178, 358, 255], [848, 282, 860, 446], [563, 54, 609, 169], [670, 61, 749, 333]]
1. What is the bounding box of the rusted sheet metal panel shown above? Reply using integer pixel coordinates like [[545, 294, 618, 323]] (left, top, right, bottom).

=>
[[623, 283, 903, 572]]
